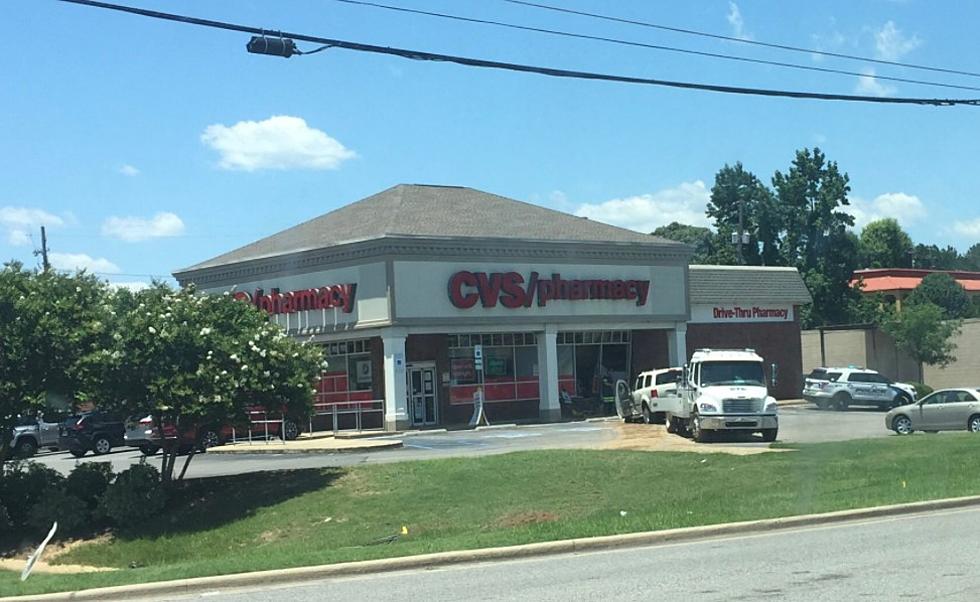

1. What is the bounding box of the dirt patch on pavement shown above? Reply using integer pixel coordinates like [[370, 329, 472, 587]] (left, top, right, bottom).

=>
[[600, 422, 789, 455]]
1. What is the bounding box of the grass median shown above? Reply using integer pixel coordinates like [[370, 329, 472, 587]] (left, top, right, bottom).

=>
[[4, 433, 980, 596]]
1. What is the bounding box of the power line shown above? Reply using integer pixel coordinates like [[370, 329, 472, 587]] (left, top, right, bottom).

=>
[[331, 0, 980, 93], [55, 0, 980, 106], [502, 0, 980, 80]]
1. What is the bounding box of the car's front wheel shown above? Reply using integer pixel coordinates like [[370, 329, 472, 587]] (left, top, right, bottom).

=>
[[641, 403, 653, 425], [139, 444, 160, 456], [968, 415, 980, 433], [892, 415, 914, 435], [761, 429, 778, 442]]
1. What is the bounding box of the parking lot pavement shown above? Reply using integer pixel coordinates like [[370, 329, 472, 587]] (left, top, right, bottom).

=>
[[27, 408, 893, 479]]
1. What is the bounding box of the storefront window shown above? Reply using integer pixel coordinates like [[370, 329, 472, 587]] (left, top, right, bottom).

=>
[[556, 331, 632, 403], [448, 333, 539, 404], [316, 339, 375, 409]]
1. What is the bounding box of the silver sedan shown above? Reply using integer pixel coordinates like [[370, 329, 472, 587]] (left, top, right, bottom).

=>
[[886, 388, 980, 435]]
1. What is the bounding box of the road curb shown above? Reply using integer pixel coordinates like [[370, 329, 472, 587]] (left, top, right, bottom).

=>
[[9, 494, 980, 601], [203, 440, 403, 455]]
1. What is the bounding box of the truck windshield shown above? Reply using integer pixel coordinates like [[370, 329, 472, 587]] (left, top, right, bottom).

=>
[[699, 361, 765, 387]]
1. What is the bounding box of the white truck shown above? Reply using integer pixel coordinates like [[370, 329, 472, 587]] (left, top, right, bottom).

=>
[[667, 348, 779, 442]]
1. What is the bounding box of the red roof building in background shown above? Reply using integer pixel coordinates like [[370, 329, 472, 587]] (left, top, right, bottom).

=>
[[851, 268, 980, 310]]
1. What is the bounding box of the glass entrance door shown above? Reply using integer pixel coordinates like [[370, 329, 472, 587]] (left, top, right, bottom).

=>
[[408, 365, 438, 426]]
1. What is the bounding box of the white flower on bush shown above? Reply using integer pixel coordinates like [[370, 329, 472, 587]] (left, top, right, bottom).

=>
[[148, 326, 157, 334], [113, 332, 122, 341], [230, 353, 240, 363], [259, 350, 266, 358], [241, 364, 248, 371], [263, 370, 271, 377], [200, 327, 213, 336]]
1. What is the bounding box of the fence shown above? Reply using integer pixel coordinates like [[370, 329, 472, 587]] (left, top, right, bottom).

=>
[[310, 400, 385, 434]]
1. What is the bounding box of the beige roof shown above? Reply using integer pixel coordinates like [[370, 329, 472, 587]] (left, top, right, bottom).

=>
[[689, 264, 812, 304]]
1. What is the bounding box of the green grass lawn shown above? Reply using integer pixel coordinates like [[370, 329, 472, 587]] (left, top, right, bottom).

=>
[[4, 434, 980, 596]]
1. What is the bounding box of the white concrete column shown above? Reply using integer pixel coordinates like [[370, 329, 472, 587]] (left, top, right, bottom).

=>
[[382, 330, 409, 431], [537, 325, 560, 422], [667, 322, 688, 367]]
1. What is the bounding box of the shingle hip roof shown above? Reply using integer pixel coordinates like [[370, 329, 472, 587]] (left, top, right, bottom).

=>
[[179, 184, 688, 271], [689, 264, 813, 304]]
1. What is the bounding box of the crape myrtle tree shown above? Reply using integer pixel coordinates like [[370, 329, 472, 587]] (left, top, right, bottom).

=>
[[882, 302, 961, 383], [82, 285, 324, 482], [0, 263, 111, 460]]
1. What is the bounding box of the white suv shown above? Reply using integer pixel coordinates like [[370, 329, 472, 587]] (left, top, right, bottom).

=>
[[803, 367, 917, 411], [630, 367, 683, 424]]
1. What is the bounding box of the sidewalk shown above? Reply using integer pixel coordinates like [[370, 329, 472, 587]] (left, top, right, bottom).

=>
[[206, 433, 402, 455]]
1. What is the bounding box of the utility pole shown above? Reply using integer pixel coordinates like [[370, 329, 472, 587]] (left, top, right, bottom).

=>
[[736, 197, 744, 265], [37, 226, 51, 272]]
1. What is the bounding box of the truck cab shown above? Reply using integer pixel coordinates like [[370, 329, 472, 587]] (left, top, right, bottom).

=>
[[669, 349, 779, 442]]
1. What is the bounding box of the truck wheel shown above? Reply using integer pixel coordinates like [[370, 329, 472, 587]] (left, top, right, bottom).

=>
[[762, 429, 778, 442], [690, 413, 709, 443], [832, 393, 850, 411], [641, 404, 653, 425], [666, 414, 678, 434], [15, 438, 38, 458]]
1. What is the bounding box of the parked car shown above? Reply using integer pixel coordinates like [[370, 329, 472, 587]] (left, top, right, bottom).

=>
[[9, 412, 68, 457], [126, 412, 301, 456], [627, 367, 682, 423], [803, 367, 916, 411], [58, 411, 126, 457], [886, 388, 980, 435]]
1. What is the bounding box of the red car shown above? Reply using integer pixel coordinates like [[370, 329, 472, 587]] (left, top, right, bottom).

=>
[[125, 411, 301, 456]]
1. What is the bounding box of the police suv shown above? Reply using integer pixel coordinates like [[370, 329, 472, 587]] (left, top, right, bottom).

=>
[[803, 367, 917, 411]]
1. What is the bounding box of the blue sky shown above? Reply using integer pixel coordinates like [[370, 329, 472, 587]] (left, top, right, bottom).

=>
[[3, 1, 979, 287]]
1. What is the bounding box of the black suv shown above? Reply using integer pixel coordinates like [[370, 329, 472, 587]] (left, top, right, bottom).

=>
[[58, 411, 126, 458]]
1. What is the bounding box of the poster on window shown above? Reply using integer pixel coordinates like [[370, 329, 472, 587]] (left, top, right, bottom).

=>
[[451, 358, 476, 383], [355, 359, 372, 386]]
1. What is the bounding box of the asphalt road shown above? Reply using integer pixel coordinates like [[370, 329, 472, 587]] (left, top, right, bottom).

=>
[[157, 505, 980, 602], [30, 406, 891, 479]]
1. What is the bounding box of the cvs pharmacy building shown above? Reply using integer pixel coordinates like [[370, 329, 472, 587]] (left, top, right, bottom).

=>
[[174, 185, 809, 431]]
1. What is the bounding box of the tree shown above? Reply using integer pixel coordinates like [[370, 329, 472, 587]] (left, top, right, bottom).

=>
[[906, 272, 972, 319], [651, 222, 715, 263], [859, 219, 913, 268], [0, 263, 111, 460], [772, 148, 860, 327], [82, 285, 324, 482], [964, 243, 980, 271], [912, 244, 963, 270], [705, 163, 782, 266], [882, 302, 961, 382]]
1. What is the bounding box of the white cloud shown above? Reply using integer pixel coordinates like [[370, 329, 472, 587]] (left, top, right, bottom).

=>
[[874, 21, 921, 61], [7, 230, 30, 246], [201, 115, 356, 171], [953, 218, 980, 238], [855, 68, 896, 97], [726, 2, 752, 40], [0, 206, 65, 247], [574, 181, 711, 234], [108, 281, 152, 292], [49, 252, 120, 274], [810, 28, 847, 62], [101, 212, 185, 242], [118, 164, 140, 176], [847, 192, 926, 230]]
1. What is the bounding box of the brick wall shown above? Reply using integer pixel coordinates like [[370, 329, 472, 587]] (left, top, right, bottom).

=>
[[686, 317, 804, 399]]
